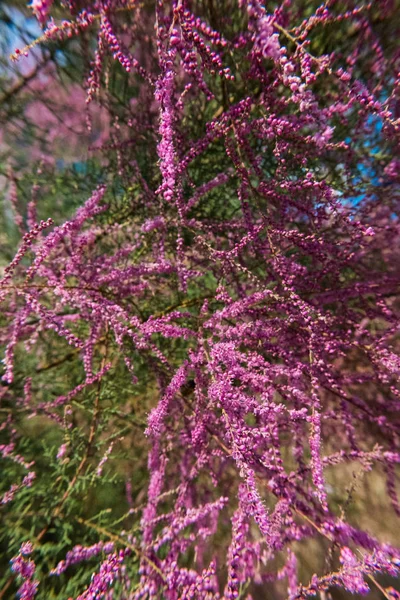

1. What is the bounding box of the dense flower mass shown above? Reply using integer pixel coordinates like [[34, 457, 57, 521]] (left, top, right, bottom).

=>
[[1, 0, 400, 598]]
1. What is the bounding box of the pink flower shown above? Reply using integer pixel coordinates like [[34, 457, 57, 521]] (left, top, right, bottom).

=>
[[30, 0, 53, 24]]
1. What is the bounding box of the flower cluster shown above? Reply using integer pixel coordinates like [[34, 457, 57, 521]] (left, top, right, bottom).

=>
[[29, 0, 53, 24], [1, 0, 400, 598], [11, 543, 39, 600]]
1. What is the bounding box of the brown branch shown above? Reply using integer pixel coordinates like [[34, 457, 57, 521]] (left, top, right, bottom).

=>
[[75, 516, 166, 582], [0, 58, 51, 108], [0, 575, 15, 600]]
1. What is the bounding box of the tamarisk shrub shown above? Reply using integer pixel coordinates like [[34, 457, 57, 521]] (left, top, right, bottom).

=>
[[1, 0, 400, 598]]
